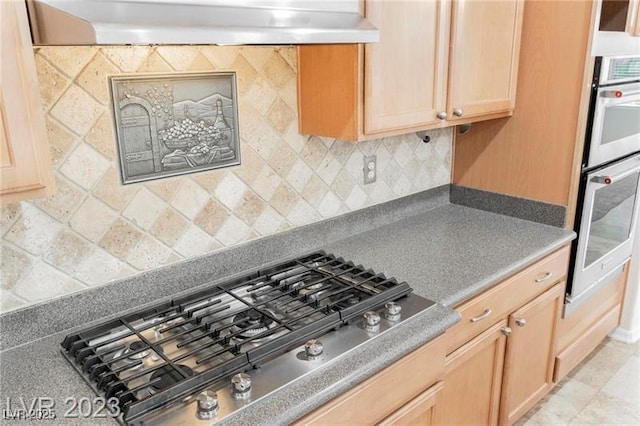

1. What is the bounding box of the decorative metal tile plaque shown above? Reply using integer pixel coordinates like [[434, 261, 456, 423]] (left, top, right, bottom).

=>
[[110, 72, 240, 184]]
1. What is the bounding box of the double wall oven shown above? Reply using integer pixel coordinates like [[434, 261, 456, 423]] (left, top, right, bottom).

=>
[[566, 56, 640, 315]]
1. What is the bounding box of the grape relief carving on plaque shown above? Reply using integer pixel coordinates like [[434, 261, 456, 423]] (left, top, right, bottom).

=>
[[110, 72, 240, 184]]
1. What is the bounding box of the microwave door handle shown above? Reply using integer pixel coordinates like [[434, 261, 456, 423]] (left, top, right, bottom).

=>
[[591, 162, 640, 185]]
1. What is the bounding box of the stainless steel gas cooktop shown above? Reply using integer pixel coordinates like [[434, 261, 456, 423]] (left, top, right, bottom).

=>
[[60, 251, 436, 425]]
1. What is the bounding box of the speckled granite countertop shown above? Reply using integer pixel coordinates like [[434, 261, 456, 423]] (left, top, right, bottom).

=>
[[0, 201, 575, 426]]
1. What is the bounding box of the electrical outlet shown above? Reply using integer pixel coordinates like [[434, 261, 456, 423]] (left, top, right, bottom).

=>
[[363, 155, 377, 184]]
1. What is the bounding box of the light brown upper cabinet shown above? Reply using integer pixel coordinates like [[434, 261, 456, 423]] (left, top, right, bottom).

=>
[[446, 0, 524, 124], [298, 0, 524, 142], [1, 0, 55, 204]]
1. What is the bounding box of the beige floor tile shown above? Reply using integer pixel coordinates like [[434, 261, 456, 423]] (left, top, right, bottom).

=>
[[601, 355, 640, 406], [551, 379, 600, 411], [528, 398, 578, 425], [602, 337, 640, 356], [569, 392, 640, 425], [517, 338, 639, 425], [514, 415, 544, 426], [567, 343, 635, 389]]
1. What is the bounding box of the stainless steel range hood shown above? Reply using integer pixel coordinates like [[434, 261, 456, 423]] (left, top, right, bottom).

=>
[[27, 0, 379, 46]]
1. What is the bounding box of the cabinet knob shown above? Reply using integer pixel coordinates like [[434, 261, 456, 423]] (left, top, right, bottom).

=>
[[453, 107, 464, 117], [437, 111, 447, 120], [501, 326, 512, 337], [515, 318, 527, 327]]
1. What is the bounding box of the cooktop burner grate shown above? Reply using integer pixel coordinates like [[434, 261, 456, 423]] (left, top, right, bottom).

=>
[[60, 251, 414, 424]]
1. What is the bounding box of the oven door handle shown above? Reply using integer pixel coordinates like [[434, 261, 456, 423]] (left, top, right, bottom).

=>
[[600, 89, 640, 98], [591, 160, 640, 185]]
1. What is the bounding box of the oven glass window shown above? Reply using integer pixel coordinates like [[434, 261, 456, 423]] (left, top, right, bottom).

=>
[[601, 101, 640, 145], [585, 172, 639, 267]]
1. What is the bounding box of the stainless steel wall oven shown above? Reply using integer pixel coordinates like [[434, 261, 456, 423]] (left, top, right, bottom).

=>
[[567, 56, 640, 315]]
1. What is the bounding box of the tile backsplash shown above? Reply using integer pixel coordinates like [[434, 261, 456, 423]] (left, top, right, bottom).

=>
[[0, 46, 452, 314]]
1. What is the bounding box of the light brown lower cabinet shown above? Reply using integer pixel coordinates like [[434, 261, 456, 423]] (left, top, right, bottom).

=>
[[441, 321, 507, 426], [441, 262, 566, 426], [377, 381, 444, 426], [295, 335, 446, 426], [295, 247, 614, 426], [499, 283, 564, 424], [442, 283, 564, 426]]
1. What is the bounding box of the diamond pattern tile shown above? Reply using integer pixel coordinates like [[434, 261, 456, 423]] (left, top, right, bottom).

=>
[[70, 197, 117, 243], [155, 46, 200, 71], [35, 54, 71, 111], [51, 85, 102, 136], [2, 45, 453, 314], [84, 112, 117, 160], [101, 46, 149, 72], [59, 144, 110, 190], [45, 116, 78, 167], [5, 204, 62, 256], [122, 188, 166, 230], [43, 230, 93, 276], [13, 260, 86, 302], [76, 52, 120, 104], [0, 244, 32, 291], [34, 176, 84, 222], [173, 224, 215, 258]]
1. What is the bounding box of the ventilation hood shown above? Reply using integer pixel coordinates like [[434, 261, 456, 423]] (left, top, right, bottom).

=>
[[27, 0, 379, 46]]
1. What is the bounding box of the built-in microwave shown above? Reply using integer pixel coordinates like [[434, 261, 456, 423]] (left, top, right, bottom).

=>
[[584, 56, 640, 168]]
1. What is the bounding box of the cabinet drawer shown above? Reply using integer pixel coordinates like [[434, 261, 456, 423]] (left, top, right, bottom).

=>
[[446, 246, 570, 354], [295, 334, 446, 425], [377, 381, 444, 426]]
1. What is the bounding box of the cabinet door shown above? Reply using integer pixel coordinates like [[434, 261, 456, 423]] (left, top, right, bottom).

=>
[[499, 283, 564, 425], [1, 0, 55, 203], [441, 320, 507, 426], [446, 0, 524, 121], [364, 0, 449, 134], [377, 381, 443, 426]]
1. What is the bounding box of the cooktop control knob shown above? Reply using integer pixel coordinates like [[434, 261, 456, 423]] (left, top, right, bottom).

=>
[[384, 302, 402, 321], [231, 373, 252, 399], [304, 339, 323, 360], [196, 390, 218, 420], [363, 311, 381, 332]]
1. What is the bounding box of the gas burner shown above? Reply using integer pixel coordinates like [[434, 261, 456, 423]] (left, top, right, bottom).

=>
[[329, 291, 361, 309], [60, 251, 431, 425], [231, 309, 276, 339], [150, 365, 194, 392], [127, 341, 151, 360], [112, 340, 162, 366]]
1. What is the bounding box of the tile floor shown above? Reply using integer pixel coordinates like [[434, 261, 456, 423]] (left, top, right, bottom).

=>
[[516, 337, 640, 426]]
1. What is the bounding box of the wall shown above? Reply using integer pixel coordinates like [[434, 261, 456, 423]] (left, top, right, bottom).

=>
[[0, 45, 452, 314], [613, 217, 640, 343]]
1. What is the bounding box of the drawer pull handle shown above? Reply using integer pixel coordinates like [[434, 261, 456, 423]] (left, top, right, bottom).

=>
[[470, 308, 493, 323], [535, 272, 553, 283], [515, 318, 526, 327]]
